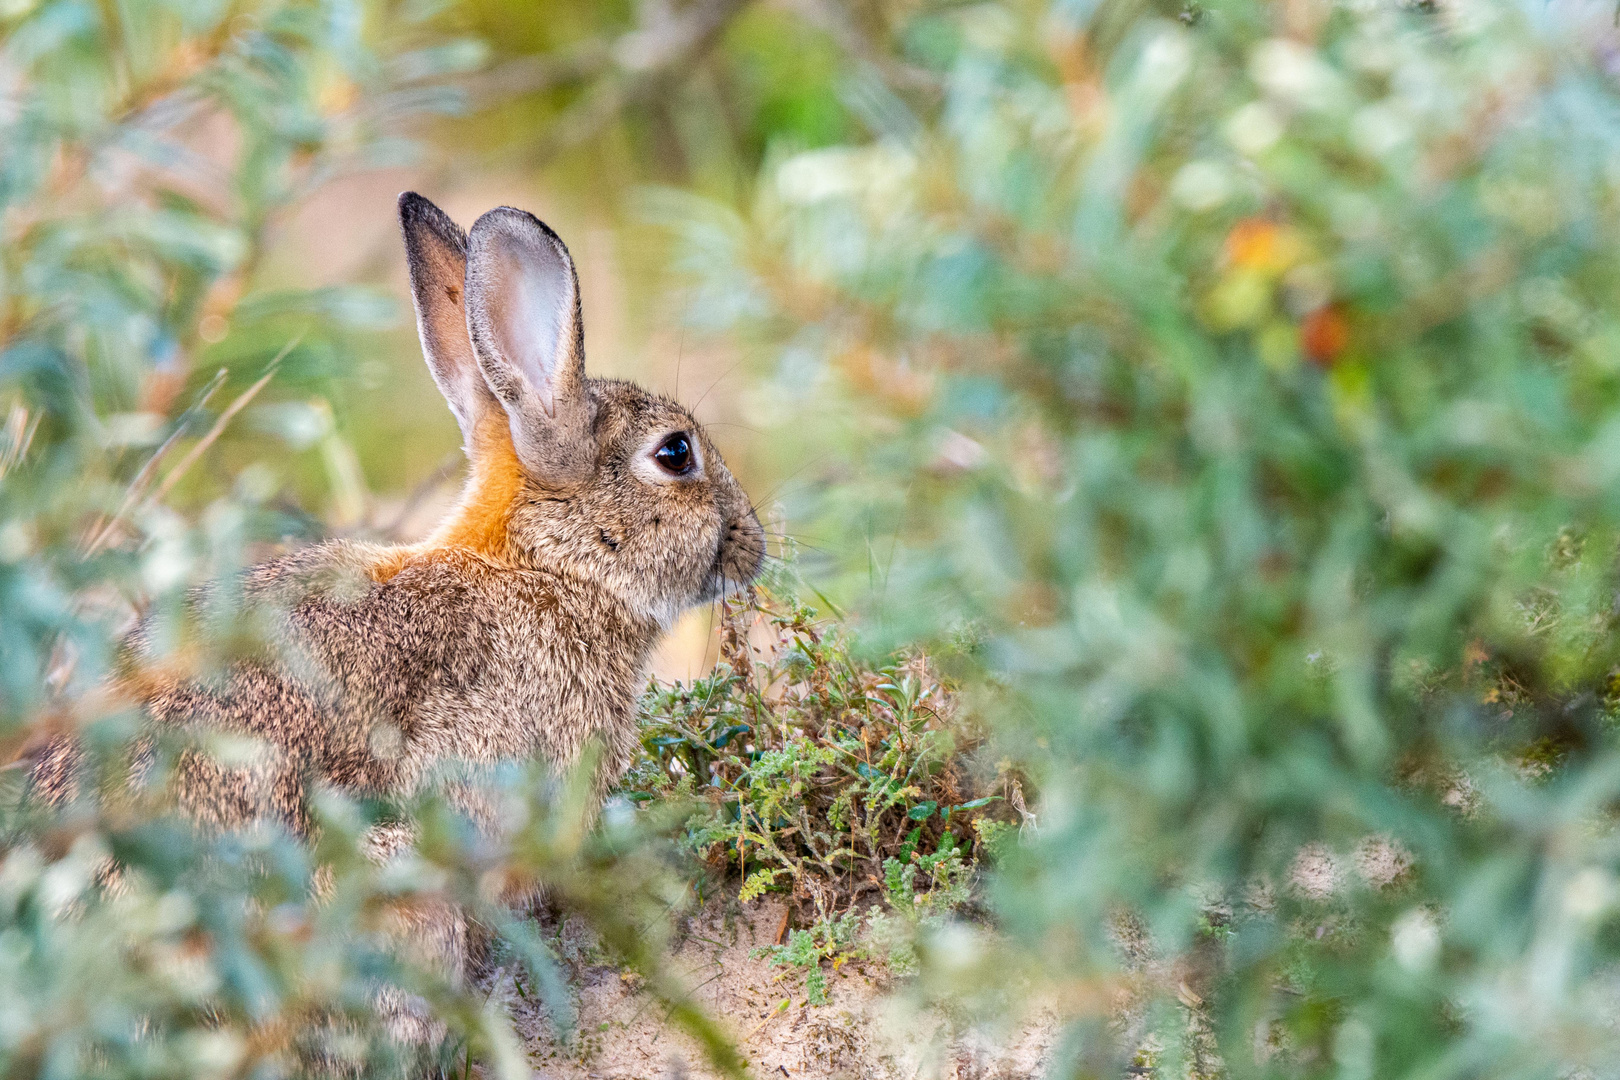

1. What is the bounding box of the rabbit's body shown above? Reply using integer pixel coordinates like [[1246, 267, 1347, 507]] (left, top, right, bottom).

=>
[[26, 196, 764, 1004]]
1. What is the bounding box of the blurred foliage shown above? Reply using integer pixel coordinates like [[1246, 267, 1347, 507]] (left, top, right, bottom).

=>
[[0, 750, 740, 1079], [440, 0, 862, 196], [14, 0, 1620, 1075], [664, 0, 1620, 1075]]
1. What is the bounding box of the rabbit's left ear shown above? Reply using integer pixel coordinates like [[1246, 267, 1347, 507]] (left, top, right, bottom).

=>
[[398, 192, 500, 456], [464, 206, 596, 483]]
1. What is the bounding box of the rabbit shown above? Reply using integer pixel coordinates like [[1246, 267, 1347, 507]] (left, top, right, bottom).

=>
[[24, 193, 766, 1037]]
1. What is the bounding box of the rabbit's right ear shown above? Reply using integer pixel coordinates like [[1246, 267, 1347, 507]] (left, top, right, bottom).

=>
[[464, 207, 596, 485], [398, 192, 499, 455]]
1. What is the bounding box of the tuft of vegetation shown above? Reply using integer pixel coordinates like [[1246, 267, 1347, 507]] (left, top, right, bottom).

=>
[[627, 581, 1014, 921], [623, 577, 1016, 1002], [752, 910, 865, 1007]]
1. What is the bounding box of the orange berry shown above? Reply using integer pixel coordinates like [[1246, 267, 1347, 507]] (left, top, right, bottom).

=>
[[1301, 304, 1350, 365], [1225, 218, 1282, 269]]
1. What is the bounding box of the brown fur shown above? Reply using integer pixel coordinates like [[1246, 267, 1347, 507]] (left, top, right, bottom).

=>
[[24, 199, 765, 1027], [27, 196, 762, 822]]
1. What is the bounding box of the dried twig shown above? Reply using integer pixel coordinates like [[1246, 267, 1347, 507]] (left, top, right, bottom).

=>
[[786, 0, 942, 93], [148, 333, 302, 508], [743, 996, 790, 1042], [83, 335, 299, 558], [0, 401, 40, 481], [380, 449, 463, 541], [457, 38, 614, 108], [81, 368, 229, 558]]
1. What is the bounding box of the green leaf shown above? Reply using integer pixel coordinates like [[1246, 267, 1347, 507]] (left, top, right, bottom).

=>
[[738, 867, 784, 903]]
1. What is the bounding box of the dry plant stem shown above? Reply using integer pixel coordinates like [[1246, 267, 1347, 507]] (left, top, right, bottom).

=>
[[787, 0, 942, 93], [458, 38, 614, 107], [148, 333, 303, 507], [0, 402, 41, 480], [744, 997, 790, 1042], [107, 7, 245, 127], [80, 368, 229, 559], [381, 450, 464, 541]]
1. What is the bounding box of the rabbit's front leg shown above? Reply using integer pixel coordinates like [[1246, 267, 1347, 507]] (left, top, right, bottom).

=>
[[360, 821, 469, 1048]]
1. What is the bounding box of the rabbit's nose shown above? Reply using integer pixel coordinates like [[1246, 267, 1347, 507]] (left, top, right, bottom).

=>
[[724, 512, 766, 583]]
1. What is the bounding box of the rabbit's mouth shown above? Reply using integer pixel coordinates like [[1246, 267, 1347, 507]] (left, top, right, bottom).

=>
[[700, 516, 764, 601], [700, 542, 735, 601]]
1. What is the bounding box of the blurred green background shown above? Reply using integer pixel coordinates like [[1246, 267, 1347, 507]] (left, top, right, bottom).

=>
[[10, 0, 1620, 1076]]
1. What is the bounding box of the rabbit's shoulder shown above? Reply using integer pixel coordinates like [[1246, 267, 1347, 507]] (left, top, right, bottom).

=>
[[241, 542, 497, 690], [260, 542, 652, 682]]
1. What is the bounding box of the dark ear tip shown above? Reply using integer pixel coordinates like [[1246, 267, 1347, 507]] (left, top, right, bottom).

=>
[[399, 192, 466, 252], [398, 190, 428, 221]]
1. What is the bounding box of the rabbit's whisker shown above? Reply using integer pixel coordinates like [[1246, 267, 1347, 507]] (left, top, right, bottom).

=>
[[689, 358, 746, 416], [747, 455, 830, 518]]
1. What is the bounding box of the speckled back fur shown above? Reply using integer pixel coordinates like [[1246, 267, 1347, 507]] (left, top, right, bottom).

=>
[[130, 544, 661, 834]]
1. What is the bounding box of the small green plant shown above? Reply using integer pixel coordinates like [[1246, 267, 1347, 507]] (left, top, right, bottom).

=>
[[626, 578, 1015, 924], [881, 828, 974, 918], [752, 910, 865, 1006], [624, 574, 1018, 1003], [743, 831, 978, 1004]]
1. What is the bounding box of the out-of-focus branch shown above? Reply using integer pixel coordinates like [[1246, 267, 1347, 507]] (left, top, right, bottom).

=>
[[79, 369, 228, 559], [461, 0, 755, 163], [786, 0, 942, 94], [612, 0, 752, 76], [108, 9, 241, 127], [148, 335, 298, 506], [457, 38, 615, 107], [81, 335, 299, 558]]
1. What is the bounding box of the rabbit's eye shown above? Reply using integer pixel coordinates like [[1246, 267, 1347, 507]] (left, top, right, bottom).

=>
[[654, 433, 694, 476]]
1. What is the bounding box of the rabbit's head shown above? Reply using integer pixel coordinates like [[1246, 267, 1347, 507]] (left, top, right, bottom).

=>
[[394, 193, 764, 627]]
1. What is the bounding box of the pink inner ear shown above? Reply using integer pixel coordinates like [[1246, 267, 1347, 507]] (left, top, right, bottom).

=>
[[486, 242, 574, 419]]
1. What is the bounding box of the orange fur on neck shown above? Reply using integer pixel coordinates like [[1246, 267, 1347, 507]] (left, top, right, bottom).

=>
[[369, 413, 525, 582]]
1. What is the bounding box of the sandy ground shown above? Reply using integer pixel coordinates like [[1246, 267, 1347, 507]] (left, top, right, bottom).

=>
[[459, 835, 1417, 1078], [482, 898, 1058, 1080]]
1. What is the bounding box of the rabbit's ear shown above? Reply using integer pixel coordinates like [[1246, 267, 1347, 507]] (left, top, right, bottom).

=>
[[464, 206, 595, 483], [398, 192, 499, 454]]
